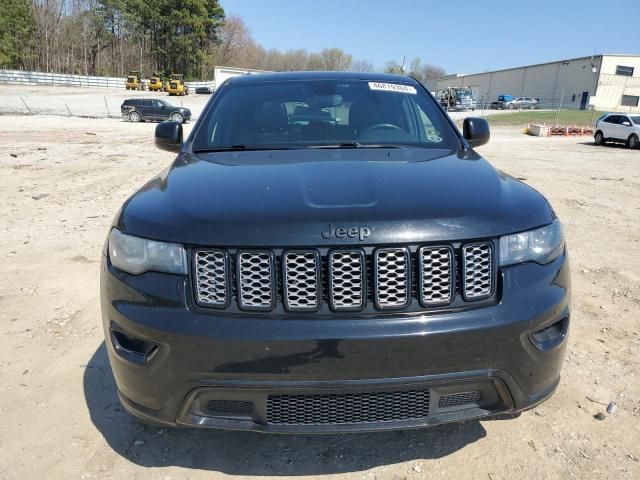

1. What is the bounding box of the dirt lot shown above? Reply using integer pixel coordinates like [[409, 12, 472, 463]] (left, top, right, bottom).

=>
[[0, 113, 639, 480]]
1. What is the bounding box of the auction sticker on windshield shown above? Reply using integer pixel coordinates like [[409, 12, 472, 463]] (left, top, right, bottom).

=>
[[368, 82, 417, 94]]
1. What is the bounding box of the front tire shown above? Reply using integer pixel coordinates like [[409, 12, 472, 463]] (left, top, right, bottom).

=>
[[129, 111, 142, 122], [628, 134, 639, 149], [594, 131, 605, 146], [170, 112, 184, 124], [508, 104, 514, 110]]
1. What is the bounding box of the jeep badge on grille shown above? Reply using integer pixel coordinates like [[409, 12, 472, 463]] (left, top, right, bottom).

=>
[[321, 224, 371, 241]]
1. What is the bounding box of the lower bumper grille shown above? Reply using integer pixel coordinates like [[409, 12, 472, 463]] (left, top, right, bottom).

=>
[[266, 389, 430, 425], [438, 391, 481, 408], [205, 399, 253, 416]]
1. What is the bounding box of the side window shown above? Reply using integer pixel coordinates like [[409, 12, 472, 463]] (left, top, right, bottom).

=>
[[152, 100, 163, 108], [620, 116, 631, 125], [604, 115, 618, 124]]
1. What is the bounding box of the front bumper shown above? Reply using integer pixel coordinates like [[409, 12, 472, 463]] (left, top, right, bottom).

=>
[[101, 252, 570, 433]]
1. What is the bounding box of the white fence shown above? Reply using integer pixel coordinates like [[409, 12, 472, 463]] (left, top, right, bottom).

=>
[[0, 69, 215, 90], [0, 69, 125, 88]]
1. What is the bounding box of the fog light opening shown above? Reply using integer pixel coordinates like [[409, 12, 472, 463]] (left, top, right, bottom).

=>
[[111, 329, 159, 364], [530, 316, 569, 351]]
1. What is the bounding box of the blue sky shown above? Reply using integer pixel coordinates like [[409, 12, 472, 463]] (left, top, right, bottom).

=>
[[220, 0, 639, 74]]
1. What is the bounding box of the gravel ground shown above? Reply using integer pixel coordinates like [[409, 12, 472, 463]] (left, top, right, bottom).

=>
[[0, 112, 639, 480]]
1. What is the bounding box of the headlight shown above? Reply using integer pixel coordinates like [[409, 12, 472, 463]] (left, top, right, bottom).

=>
[[499, 219, 564, 266], [108, 228, 187, 275]]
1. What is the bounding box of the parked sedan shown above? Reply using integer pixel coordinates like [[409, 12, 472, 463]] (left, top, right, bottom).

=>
[[594, 113, 640, 149], [195, 86, 213, 95], [121, 98, 191, 124], [504, 97, 539, 110]]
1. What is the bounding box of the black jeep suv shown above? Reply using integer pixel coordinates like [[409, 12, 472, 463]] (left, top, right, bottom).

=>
[[101, 72, 570, 433]]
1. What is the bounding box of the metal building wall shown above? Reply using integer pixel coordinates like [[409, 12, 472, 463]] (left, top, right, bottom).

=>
[[434, 56, 601, 109], [594, 74, 640, 112]]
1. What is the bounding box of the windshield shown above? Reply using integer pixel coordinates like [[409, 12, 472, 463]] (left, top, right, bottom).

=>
[[631, 116, 640, 125], [454, 89, 472, 98], [192, 79, 460, 151]]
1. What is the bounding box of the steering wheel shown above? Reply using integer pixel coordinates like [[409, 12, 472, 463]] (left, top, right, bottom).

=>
[[359, 123, 403, 136]]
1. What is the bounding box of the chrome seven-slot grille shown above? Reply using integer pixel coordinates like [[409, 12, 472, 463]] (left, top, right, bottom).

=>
[[193, 242, 495, 313]]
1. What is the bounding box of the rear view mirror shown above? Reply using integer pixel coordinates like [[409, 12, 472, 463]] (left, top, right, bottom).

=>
[[463, 117, 490, 148], [155, 121, 183, 152]]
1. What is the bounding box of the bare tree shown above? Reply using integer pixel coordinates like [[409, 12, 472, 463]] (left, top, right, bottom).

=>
[[351, 59, 375, 72], [31, 0, 65, 71], [213, 15, 252, 66], [320, 48, 352, 71]]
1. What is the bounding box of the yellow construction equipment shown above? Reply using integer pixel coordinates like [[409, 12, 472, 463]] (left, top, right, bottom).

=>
[[148, 72, 164, 92], [125, 71, 145, 91], [167, 74, 189, 96]]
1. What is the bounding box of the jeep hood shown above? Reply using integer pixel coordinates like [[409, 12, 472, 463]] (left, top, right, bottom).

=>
[[117, 148, 554, 246]]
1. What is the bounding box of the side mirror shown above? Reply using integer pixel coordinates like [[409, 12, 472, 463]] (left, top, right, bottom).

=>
[[621, 121, 631, 126], [155, 121, 183, 152], [463, 117, 490, 148]]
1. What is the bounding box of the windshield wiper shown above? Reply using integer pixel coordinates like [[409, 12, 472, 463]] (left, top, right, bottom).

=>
[[194, 143, 414, 153], [307, 143, 406, 149], [193, 144, 304, 153]]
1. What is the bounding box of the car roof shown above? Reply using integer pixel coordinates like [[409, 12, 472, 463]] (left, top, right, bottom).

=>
[[224, 70, 421, 86]]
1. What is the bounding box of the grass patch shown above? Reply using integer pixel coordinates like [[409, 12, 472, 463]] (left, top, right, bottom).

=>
[[482, 110, 605, 127]]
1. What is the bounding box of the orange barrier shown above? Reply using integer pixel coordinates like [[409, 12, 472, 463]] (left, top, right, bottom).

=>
[[527, 124, 593, 137]]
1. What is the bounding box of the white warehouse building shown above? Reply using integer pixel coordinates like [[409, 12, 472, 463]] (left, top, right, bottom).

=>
[[434, 54, 640, 112]]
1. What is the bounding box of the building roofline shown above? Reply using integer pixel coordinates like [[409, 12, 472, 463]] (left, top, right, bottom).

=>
[[598, 53, 640, 57], [437, 53, 640, 80]]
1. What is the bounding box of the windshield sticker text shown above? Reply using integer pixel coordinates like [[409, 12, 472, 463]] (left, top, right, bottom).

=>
[[368, 82, 417, 94]]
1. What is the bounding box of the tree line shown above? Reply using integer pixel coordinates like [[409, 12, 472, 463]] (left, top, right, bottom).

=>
[[0, 0, 445, 85]]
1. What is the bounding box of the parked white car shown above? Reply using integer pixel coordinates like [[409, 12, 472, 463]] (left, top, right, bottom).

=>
[[594, 113, 640, 149]]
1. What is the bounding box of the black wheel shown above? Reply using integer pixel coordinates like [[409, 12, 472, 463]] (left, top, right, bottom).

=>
[[529, 103, 535, 110], [594, 131, 605, 146], [508, 104, 514, 110], [129, 111, 142, 122], [629, 134, 639, 149]]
